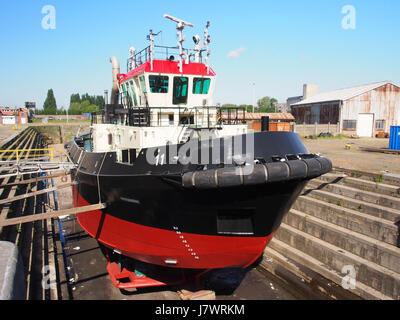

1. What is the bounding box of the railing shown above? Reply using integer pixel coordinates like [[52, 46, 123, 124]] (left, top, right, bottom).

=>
[[92, 106, 247, 130], [127, 45, 207, 72], [0, 148, 73, 163]]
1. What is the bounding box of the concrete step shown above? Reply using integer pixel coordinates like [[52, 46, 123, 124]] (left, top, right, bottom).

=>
[[283, 209, 400, 273], [265, 239, 393, 300], [260, 246, 361, 300], [272, 223, 400, 299], [307, 178, 400, 211], [319, 173, 400, 198], [302, 186, 400, 223], [331, 168, 400, 187], [293, 195, 399, 246]]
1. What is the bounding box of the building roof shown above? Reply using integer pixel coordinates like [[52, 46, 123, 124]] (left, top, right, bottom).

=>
[[291, 81, 397, 106], [222, 112, 294, 121], [118, 60, 216, 83]]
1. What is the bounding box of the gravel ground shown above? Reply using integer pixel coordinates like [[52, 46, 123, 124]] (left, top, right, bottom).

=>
[[303, 137, 400, 174]]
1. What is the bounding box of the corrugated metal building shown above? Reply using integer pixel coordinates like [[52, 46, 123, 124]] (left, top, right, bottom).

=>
[[290, 81, 400, 137]]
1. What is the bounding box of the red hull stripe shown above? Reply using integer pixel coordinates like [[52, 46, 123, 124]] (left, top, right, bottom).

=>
[[118, 60, 216, 83], [73, 187, 273, 269]]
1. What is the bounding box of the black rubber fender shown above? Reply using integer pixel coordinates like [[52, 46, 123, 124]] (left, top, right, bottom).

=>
[[182, 171, 195, 188], [193, 169, 218, 189], [243, 164, 268, 186], [303, 158, 323, 178], [286, 160, 308, 180], [217, 166, 242, 188], [315, 157, 332, 174], [265, 162, 290, 183]]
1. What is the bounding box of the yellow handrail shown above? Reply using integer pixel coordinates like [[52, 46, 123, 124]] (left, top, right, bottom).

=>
[[0, 148, 73, 163]]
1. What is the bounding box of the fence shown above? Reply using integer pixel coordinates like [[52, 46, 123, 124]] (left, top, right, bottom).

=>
[[292, 122, 340, 136]]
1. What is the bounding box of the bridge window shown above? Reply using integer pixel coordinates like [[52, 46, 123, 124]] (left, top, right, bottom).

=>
[[149, 76, 169, 93], [193, 78, 211, 94], [139, 76, 147, 93], [173, 77, 188, 105], [129, 80, 138, 106]]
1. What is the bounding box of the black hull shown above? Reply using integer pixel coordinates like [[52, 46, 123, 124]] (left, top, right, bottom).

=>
[[67, 131, 331, 269]]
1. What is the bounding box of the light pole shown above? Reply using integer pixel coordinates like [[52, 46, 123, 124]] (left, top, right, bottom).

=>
[[252, 82, 255, 113]]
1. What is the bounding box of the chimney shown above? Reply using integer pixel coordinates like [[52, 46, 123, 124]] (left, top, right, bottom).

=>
[[303, 84, 318, 100]]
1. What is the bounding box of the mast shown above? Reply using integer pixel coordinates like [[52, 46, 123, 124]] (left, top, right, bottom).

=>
[[147, 29, 161, 71], [164, 14, 194, 73], [204, 21, 211, 74]]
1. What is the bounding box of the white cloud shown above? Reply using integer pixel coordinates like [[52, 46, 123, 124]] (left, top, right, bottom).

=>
[[227, 47, 246, 59]]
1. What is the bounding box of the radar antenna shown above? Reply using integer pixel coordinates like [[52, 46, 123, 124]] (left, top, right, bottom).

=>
[[164, 14, 194, 72]]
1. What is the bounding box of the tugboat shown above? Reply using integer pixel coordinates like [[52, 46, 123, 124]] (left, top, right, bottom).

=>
[[66, 14, 332, 289]]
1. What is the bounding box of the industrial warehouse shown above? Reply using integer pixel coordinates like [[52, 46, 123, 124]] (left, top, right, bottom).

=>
[[290, 81, 400, 137]]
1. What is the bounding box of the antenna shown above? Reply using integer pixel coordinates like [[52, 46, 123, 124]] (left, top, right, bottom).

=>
[[147, 30, 161, 71], [128, 46, 136, 71], [204, 21, 211, 74], [163, 14, 194, 27], [164, 14, 194, 72]]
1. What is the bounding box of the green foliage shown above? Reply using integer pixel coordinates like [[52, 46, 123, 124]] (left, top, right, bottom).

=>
[[43, 89, 57, 115], [221, 96, 279, 113], [70, 93, 81, 104], [68, 93, 104, 115], [257, 96, 279, 113]]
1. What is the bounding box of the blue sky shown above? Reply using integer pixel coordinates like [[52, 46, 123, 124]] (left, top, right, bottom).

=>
[[0, 0, 399, 109]]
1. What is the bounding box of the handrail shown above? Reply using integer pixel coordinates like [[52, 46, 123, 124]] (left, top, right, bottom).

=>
[[127, 45, 207, 72], [0, 148, 73, 163]]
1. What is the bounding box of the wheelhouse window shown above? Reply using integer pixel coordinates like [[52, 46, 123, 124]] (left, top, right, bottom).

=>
[[376, 120, 385, 130], [173, 77, 188, 105], [343, 120, 356, 130], [139, 76, 147, 94], [149, 75, 169, 93], [121, 83, 128, 105], [193, 78, 211, 94], [129, 80, 138, 106]]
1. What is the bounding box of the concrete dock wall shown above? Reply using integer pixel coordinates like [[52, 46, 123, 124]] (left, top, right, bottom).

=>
[[262, 169, 400, 300]]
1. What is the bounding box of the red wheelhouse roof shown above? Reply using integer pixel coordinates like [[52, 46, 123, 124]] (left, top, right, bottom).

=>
[[117, 59, 216, 83]]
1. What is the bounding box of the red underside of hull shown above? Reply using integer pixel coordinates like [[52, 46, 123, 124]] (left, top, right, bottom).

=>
[[73, 187, 274, 269]]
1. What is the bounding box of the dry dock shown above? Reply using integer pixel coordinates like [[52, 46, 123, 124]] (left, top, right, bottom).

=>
[[0, 126, 399, 301]]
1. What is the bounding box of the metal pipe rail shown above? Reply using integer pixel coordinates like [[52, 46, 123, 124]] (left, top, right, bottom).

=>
[[0, 148, 73, 163]]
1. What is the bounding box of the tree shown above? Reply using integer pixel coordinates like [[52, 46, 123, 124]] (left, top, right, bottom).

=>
[[257, 96, 279, 113], [68, 93, 104, 115], [70, 93, 81, 104], [95, 95, 105, 109], [43, 89, 57, 115]]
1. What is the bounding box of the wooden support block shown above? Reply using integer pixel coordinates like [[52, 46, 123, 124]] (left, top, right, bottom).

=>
[[177, 289, 216, 300], [0, 203, 106, 227]]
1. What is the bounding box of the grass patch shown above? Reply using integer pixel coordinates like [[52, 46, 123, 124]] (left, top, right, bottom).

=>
[[305, 133, 349, 140], [373, 175, 383, 183]]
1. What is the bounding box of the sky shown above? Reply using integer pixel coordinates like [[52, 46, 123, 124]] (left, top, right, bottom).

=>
[[0, 0, 399, 109]]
